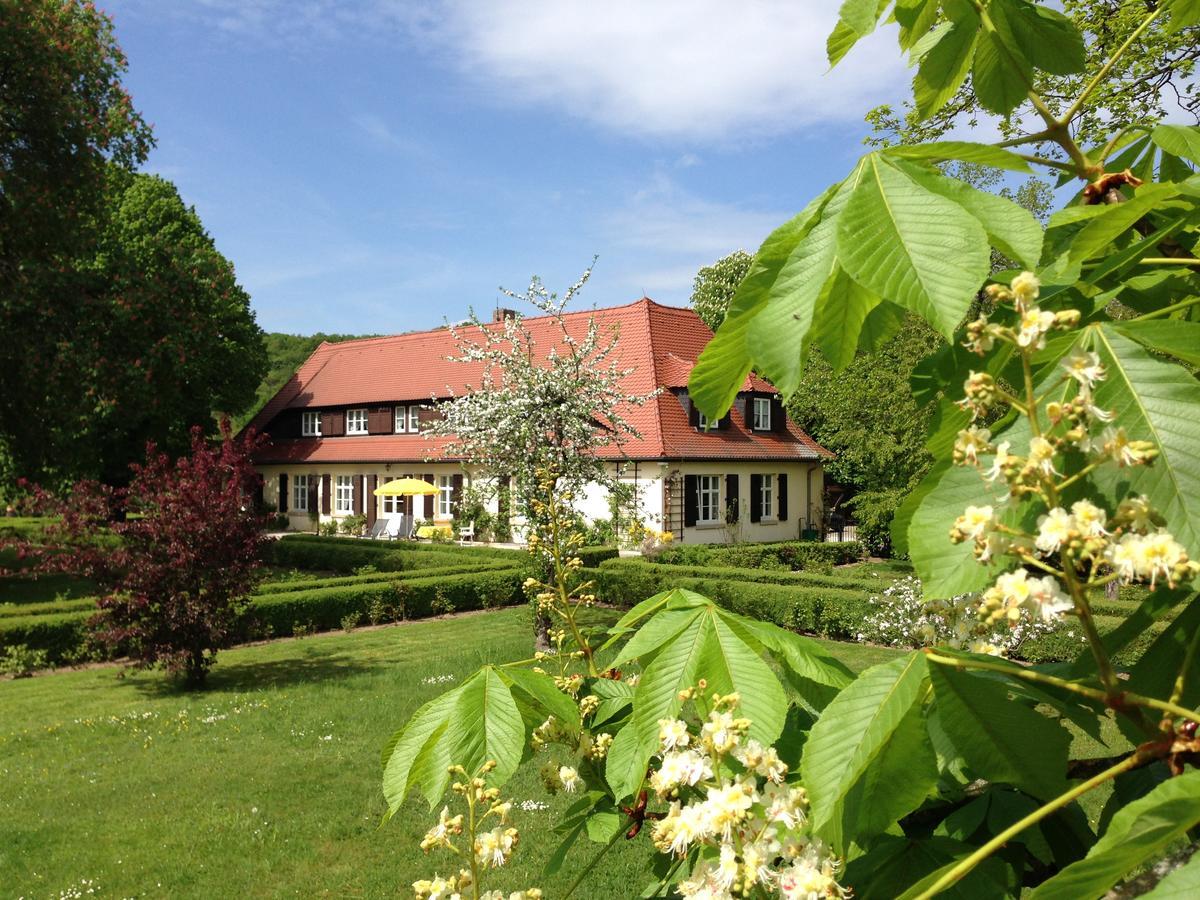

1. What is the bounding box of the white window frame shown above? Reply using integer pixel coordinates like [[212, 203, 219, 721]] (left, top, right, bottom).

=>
[[753, 397, 772, 431], [760, 473, 774, 520], [408, 405, 420, 433], [292, 474, 309, 512], [697, 475, 721, 524], [394, 407, 407, 433], [696, 411, 709, 430], [335, 475, 354, 514], [438, 475, 454, 518], [346, 408, 369, 435], [301, 411, 322, 436]]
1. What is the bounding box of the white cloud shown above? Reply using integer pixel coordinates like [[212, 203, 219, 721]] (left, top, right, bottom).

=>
[[413, 0, 909, 141]]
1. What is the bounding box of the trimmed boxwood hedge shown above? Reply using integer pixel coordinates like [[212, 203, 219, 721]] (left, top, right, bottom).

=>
[[653, 540, 864, 571], [595, 562, 870, 638], [0, 596, 97, 618], [255, 561, 515, 595], [0, 609, 92, 663], [274, 533, 524, 559], [0, 568, 526, 662], [598, 558, 885, 593], [246, 569, 524, 637]]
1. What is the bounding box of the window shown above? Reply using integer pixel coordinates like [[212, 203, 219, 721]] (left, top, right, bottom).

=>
[[408, 405, 420, 433], [346, 408, 369, 434], [335, 475, 354, 513], [753, 397, 772, 431], [301, 411, 322, 436], [697, 475, 720, 524], [438, 475, 454, 518], [394, 407, 407, 433], [696, 411, 709, 430], [379, 476, 398, 514], [292, 474, 309, 512], [760, 474, 774, 519]]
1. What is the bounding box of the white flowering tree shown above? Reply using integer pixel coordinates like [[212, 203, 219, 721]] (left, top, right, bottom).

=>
[[426, 261, 653, 538], [385, 4, 1200, 898]]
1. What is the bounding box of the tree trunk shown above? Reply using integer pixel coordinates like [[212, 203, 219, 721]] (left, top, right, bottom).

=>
[[1106, 579, 1120, 602], [534, 610, 552, 652]]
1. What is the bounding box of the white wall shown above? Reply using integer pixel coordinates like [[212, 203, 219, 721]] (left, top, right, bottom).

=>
[[258, 458, 823, 545]]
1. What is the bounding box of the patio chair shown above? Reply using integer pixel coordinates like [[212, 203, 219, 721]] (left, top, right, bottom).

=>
[[365, 519, 388, 540], [383, 517, 405, 541], [458, 523, 475, 543]]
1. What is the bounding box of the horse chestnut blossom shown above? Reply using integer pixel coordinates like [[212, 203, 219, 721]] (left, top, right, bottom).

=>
[[946, 272, 1197, 638], [645, 692, 847, 899], [413, 761, 540, 900]]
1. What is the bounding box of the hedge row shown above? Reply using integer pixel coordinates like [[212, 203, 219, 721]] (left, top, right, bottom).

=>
[[598, 558, 885, 593], [275, 533, 524, 559], [265, 541, 493, 574], [0, 568, 527, 662], [270, 534, 618, 568], [255, 561, 515, 595], [0, 517, 57, 539], [595, 563, 870, 638], [653, 540, 864, 571], [0, 596, 97, 618]]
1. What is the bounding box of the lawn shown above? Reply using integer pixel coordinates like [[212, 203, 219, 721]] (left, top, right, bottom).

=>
[[1, 606, 899, 898]]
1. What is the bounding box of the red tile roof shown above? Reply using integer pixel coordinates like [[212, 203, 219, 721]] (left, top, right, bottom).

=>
[[250, 298, 830, 465]]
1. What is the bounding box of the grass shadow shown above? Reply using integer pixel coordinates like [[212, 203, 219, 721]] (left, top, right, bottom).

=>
[[123, 644, 378, 697]]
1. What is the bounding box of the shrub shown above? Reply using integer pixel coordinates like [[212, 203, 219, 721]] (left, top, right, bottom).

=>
[[0, 610, 91, 664], [340, 612, 360, 632], [1, 643, 49, 677], [318, 521, 340, 537], [575, 545, 619, 568], [265, 539, 521, 575], [339, 514, 368, 536], [0, 596, 96, 618], [275, 533, 525, 560]]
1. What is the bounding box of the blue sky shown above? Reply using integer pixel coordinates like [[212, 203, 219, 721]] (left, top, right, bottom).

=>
[[106, 1, 912, 335]]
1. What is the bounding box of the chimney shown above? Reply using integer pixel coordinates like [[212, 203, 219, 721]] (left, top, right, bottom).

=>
[[493, 307, 519, 323]]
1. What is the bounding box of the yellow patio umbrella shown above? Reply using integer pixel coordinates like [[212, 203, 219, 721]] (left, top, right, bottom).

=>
[[373, 477, 437, 497]]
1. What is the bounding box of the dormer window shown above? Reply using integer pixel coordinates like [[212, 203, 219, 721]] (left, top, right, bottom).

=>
[[346, 408, 369, 435], [408, 405, 420, 432], [753, 397, 772, 431], [696, 411, 709, 430], [302, 411, 322, 436]]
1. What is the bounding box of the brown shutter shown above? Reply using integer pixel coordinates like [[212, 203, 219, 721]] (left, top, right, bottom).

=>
[[368, 407, 390, 434], [742, 395, 754, 430], [278, 474, 288, 513], [682, 392, 699, 427], [684, 474, 698, 527], [366, 475, 377, 527], [321, 474, 331, 514], [423, 473, 435, 518], [308, 474, 318, 513], [750, 474, 762, 523], [777, 473, 788, 521], [353, 475, 363, 515], [320, 412, 333, 436], [452, 473, 463, 517], [773, 397, 787, 433], [724, 473, 738, 523]]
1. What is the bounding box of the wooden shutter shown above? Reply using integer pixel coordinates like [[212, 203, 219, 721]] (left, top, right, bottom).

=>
[[777, 474, 788, 521], [750, 474, 762, 523], [321, 474, 331, 514], [278, 474, 288, 513], [724, 473, 739, 523], [322, 411, 345, 436], [773, 397, 787, 432], [368, 407, 391, 434], [452, 473, 463, 517], [353, 475, 363, 515], [684, 393, 699, 427], [366, 475, 378, 527], [683, 474, 698, 527], [742, 395, 755, 430], [423, 473, 435, 518], [307, 474, 318, 513]]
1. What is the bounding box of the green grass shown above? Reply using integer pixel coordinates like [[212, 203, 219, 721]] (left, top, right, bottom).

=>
[[0, 606, 898, 897]]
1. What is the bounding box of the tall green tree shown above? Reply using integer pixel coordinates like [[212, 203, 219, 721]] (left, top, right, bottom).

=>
[[0, 3, 265, 491]]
